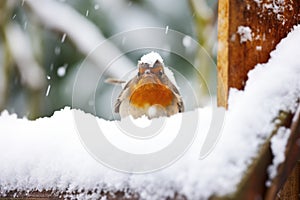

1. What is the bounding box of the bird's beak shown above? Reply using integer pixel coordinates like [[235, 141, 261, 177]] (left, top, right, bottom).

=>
[[138, 73, 161, 85]]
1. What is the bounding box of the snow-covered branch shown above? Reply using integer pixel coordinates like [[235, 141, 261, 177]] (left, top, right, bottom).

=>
[[5, 22, 45, 91], [25, 0, 134, 78]]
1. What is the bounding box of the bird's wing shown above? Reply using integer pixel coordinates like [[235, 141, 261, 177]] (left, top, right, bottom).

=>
[[163, 76, 184, 113], [114, 78, 134, 113]]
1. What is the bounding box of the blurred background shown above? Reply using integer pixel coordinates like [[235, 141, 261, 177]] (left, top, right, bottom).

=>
[[0, 0, 218, 120]]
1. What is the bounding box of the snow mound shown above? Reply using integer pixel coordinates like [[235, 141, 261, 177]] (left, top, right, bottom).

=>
[[139, 51, 164, 67]]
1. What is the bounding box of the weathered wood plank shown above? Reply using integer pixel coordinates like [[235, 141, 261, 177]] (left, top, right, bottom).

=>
[[217, 0, 229, 107], [212, 108, 299, 200], [276, 163, 300, 200], [218, 0, 300, 107], [266, 104, 300, 199], [217, 0, 300, 199]]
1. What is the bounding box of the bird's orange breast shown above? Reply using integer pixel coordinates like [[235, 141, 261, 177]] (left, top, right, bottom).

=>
[[129, 83, 174, 108]]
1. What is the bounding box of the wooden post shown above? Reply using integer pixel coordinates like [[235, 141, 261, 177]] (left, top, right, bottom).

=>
[[217, 0, 300, 199], [217, 0, 300, 107]]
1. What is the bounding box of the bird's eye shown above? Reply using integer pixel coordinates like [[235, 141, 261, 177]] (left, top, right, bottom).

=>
[[159, 70, 163, 76]]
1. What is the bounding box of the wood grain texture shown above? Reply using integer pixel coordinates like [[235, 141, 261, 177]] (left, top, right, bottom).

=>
[[212, 109, 298, 200], [276, 163, 300, 200], [217, 0, 300, 107], [217, 0, 229, 107], [266, 104, 300, 200], [217, 0, 300, 198]]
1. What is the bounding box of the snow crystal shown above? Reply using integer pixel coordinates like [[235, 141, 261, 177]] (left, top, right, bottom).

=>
[[253, 0, 288, 23], [61, 33, 67, 43], [253, 0, 262, 5], [256, 46, 262, 51], [54, 46, 61, 55], [266, 127, 291, 187], [94, 4, 100, 10], [165, 25, 169, 34], [50, 63, 54, 71], [57, 68, 65, 77], [0, 24, 300, 200], [57, 64, 68, 77], [182, 35, 192, 48], [237, 26, 252, 43], [45, 85, 51, 96], [246, 4, 251, 10], [139, 51, 164, 66]]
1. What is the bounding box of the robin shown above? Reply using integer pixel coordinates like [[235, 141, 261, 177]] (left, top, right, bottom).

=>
[[114, 52, 184, 119]]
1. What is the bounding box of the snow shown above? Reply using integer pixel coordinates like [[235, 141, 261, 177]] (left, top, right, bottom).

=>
[[266, 127, 291, 187], [182, 35, 192, 48], [0, 24, 300, 200], [57, 66, 66, 77], [124, 52, 179, 89], [139, 51, 164, 67], [94, 4, 100, 10], [45, 85, 51, 97], [237, 26, 252, 43], [57, 64, 68, 77], [256, 46, 262, 51], [54, 46, 61, 55], [253, 0, 288, 23], [253, 0, 262, 5], [61, 33, 67, 43], [165, 26, 169, 34]]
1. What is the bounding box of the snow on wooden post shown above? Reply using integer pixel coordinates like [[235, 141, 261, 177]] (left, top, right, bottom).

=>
[[217, 0, 300, 107], [217, 0, 300, 199]]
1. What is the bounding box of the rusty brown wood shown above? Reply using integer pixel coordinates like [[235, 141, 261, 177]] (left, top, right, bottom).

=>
[[217, 0, 300, 199], [217, 0, 300, 107], [275, 163, 300, 200], [211, 109, 298, 200], [266, 105, 300, 200]]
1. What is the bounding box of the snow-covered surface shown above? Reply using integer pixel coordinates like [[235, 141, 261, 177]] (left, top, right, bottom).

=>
[[139, 51, 164, 67], [237, 26, 253, 43], [0, 25, 300, 200], [266, 127, 291, 187]]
